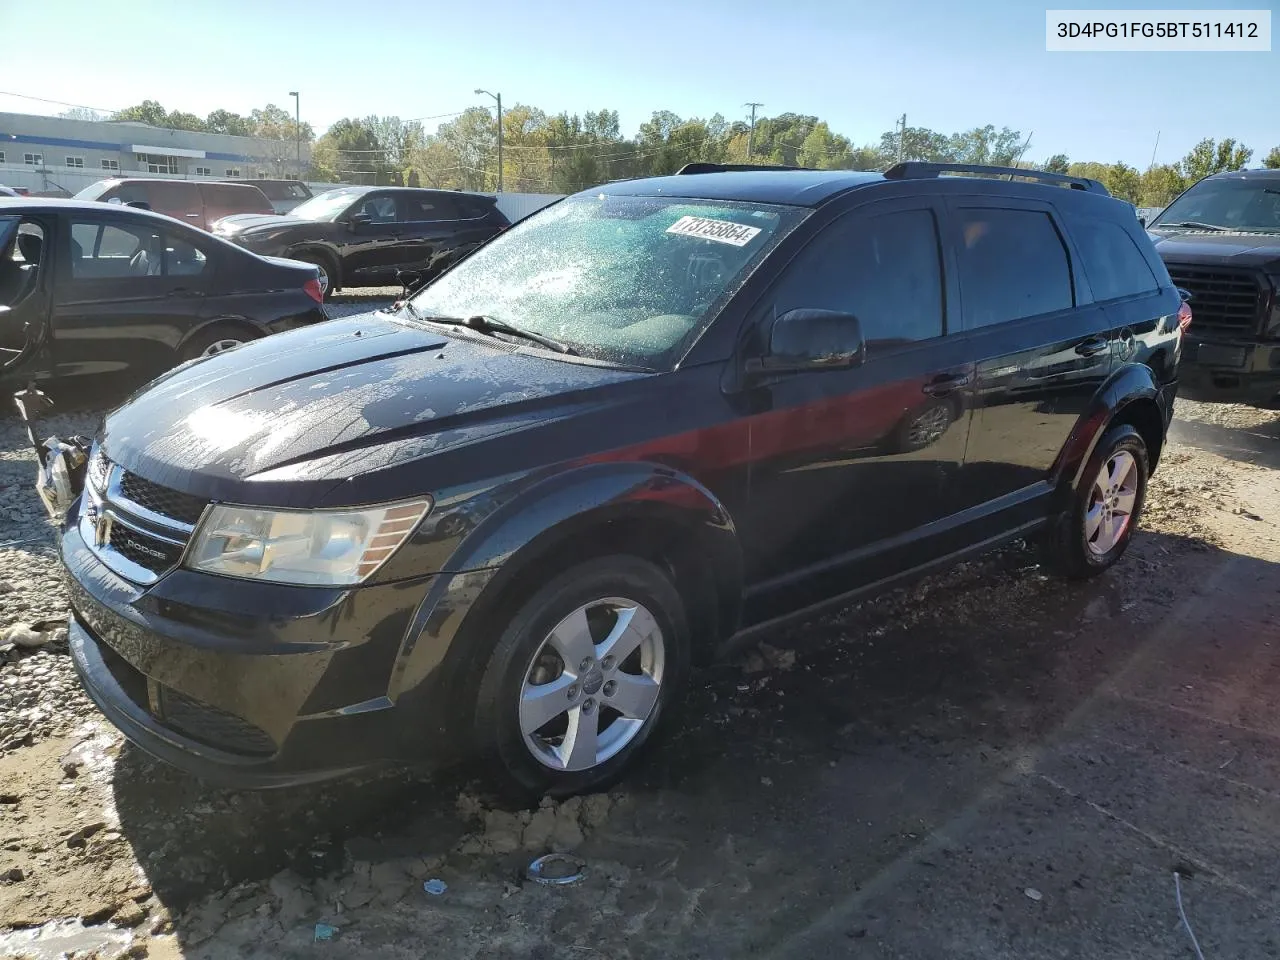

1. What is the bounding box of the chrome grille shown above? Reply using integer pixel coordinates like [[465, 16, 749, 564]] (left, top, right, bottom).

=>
[[80, 455, 207, 585], [1165, 265, 1266, 337], [119, 472, 208, 526]]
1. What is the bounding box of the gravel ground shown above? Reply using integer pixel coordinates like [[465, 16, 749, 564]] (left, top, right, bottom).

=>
[[0, 339, 1278, 958]]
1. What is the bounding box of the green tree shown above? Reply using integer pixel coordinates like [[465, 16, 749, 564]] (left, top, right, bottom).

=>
[[948, 125, 1026, 165], [1067, 162, 1141, 202], [1179, 137, 1252, 182], [206, 109, 253, 137], [164, 111, 207, 133], [1138, 164, 1187, 207], [1264, 146, 1280, 169], [311, 117, 385, 184], [58, 107, 106, 122], [1044, 154, 1070, 174], [112, 100, 169, 126]]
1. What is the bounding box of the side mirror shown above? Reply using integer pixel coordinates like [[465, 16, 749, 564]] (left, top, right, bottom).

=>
[[1137, 215, 1147, 227], [1176, 286, 1193, 303], [349, 213, 373, 228], [747, 308, 866, 376]]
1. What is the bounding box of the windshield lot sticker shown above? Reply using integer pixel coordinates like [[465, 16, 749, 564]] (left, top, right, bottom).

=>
[[666, 216, 762, 247]]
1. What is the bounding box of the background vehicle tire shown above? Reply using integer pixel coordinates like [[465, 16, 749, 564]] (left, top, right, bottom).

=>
[[179, 325, 256, 363], [292, 251, 337, 301], [472, 555, 690, 800], [1042, 423, 1148, 579]]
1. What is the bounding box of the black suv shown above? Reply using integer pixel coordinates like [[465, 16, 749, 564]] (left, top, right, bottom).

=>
[[211, 185, 511, 298], [32, 162, 1182, 797], [1147, 167, 1280, 407]]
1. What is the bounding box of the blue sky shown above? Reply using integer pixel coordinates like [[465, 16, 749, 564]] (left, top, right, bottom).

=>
[[2, 0, 1276, 167]]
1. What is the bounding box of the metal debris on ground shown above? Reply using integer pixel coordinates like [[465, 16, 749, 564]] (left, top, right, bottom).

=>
[[313, 923, 339, 941], [423, 879, 448, 896], [526, 853, 586, 886], [1024, 887, 1043, 901]]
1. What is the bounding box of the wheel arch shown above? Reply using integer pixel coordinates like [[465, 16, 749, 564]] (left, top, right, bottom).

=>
[[1055, 361, 1167, 499], [176, 316, 263, 356]]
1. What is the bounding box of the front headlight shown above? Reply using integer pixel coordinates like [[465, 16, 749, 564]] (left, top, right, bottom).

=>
[[185, 498, 432, 586]]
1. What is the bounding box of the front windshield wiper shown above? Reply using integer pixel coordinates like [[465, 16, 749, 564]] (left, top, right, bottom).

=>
[[405, 310, 578, 355], [1161, 220, 1228, 232]]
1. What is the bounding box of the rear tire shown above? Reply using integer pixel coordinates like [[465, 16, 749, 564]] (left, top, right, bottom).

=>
[[1043, 423, 1148, 579], [179, 325, 255, 363], [472, 556, 690, 800]]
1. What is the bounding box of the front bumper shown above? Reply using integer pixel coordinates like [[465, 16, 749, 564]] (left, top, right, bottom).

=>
[[61, 507, 483, 789], [1178, 339, 1280, 407]]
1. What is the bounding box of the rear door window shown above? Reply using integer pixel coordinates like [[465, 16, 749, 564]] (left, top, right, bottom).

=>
[[204, 183, 271, 212], [69, 219, 208, 280], [1068, 217, 1160, 302], [396, 194, 461, 222], [954, 207, 1074, 329]]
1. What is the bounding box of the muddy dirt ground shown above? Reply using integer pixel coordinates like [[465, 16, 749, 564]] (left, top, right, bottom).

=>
[[1, 306, 1278, 958]]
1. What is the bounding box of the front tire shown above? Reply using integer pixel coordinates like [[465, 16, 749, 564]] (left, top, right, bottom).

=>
[[472, 556, 690, 799], [1043, 423, 1149, 579]]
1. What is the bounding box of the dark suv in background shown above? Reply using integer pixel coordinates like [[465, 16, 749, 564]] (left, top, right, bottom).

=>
[[33, 162, 1182, 798], [211, 185, 511, 298], [1147, 167, 1280, 408]]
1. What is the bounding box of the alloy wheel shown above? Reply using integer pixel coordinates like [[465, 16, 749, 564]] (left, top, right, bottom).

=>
[[519, 597, 666, 772], [907, 403, 953, 447], [201, 338, 244, 357], [1085, 449, 1138, 556]]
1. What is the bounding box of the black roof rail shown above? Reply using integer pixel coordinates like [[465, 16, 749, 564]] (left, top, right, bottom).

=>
[[882, 161, 1110, 196], [675, 162, 813, 175]]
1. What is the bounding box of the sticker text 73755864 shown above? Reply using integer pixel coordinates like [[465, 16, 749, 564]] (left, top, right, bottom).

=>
[[665, 215, 762, 247]]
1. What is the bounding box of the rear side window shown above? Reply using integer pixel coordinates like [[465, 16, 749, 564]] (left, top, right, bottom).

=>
[[773, 207, 945, 347], [1069, 217, 1160, 302], [204, 184, 271, 211], [955, 208, 1073, 329], [69, 220, 208, 279], [397, 194, 459, 222]]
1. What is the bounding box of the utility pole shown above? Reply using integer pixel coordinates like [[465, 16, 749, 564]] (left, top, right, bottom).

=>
[[1149, 131, 1161, 171], [897, 114, 907, 162], [289, 91, 301, 178], [475, 89, 503, 192], [744, 102, 763, 160]]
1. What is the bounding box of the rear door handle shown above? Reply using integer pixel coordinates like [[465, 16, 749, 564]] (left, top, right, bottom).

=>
[[1075, 337, 1109, 357], [922, 372, 972, 396]]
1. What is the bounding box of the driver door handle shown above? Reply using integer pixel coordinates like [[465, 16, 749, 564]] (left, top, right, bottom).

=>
[[922, 372, 971, 396], [1075, 336, 1110, 357]]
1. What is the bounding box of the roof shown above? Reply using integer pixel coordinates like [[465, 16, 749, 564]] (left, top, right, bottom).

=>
[[0, 196, 202, 226], [1207, 167, 1280, 181], [592, 170, 885, 207]]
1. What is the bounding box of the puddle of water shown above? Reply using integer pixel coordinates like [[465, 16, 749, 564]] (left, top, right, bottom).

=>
[[0, 918, 134, 959]]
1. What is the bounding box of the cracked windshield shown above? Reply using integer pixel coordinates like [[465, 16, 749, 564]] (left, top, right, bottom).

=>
[[0, 2, 1278, 959]]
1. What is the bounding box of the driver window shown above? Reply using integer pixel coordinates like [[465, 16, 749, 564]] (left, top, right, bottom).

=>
[[359, 195, 396, 223]]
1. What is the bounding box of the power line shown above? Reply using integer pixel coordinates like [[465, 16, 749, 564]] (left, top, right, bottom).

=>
[[0, 90, 118, 114]]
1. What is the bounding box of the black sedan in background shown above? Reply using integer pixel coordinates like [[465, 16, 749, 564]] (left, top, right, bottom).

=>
[[0, 198, 326, 395], [212, 186, 511, 298]]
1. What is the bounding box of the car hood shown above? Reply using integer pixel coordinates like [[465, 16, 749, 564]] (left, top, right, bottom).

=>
[[98, 313, 646, 507], [1150, 230, 1280, 270], [213, 213, 315, 235]]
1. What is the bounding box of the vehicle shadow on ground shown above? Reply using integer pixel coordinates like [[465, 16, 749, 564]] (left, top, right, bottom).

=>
[[104, 525, 1277, 957], [1169, 412, 1280, 469]]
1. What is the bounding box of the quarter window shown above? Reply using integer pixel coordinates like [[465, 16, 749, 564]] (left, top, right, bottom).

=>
[[955, 208, 1073, 329], [1069, 217, 1159, 302], [772, 207, 946, 347]]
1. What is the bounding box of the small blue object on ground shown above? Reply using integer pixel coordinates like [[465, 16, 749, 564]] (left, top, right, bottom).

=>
[[424, 879, 448, 895], [314, 923, 339, 941]]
